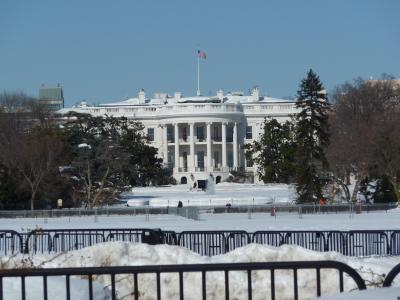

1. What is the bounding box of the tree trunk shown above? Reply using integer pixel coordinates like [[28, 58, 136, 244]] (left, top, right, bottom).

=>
[[351, 179, 360, 203], [30, 190, 36, 210]]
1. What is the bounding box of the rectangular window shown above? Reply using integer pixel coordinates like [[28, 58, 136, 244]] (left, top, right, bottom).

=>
[[227, 127, 233, 142], [227, 151, 233, 167], [246, 157, 254, 167], [181, 127, 187, 141], [246, 126, 253, 139], [214, 151, 219, 168], [197, 151, 204, 168], [213, 126, 220, 141], [147, 128, 155, 141], [167, 127, 174, 142], [183, 152, 188, 169], [197, 126, 204, 141], [168, 152, 174, 168]]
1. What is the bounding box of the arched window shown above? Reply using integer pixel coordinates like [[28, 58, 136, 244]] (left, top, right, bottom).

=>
[[180, 176, 187, 184]]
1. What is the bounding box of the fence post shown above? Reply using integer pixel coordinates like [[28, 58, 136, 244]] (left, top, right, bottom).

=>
[[145, 205, 150, 222], [349, 203, 354, 218]]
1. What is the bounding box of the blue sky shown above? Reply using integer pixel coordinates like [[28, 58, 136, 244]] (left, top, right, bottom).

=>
[[0, 0, 399, 106]]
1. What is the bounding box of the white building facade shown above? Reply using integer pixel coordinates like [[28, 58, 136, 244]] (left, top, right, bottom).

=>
[[61, 88, 299, 184]]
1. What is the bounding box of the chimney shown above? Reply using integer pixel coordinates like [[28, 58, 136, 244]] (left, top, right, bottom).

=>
[[217, 89, 224, 101], [174, 91, 181, 101], [138, 89, 146, 104], [251, 87, 260, 101]]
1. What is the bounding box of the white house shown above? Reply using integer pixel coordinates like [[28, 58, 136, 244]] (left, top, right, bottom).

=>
[[59, 88, 299, 184]]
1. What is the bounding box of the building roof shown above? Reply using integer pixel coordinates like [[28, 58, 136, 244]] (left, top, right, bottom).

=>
[[39, 85, 64, 101], [98, 88, 294, 107]]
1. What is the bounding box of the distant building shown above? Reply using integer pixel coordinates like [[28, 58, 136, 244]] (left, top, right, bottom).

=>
[[59, 87, 299, 184], [38, 84, 64, 111]]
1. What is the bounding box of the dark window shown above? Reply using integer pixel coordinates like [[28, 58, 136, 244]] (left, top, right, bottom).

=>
[[227, 127, 233, 142], [197, 126, 204, 141], [168, 152, 174, 168], [147, 128, 155, 141], [246, 157, 254, 167], [181, 127, 187, 141], [214, 151, 219, 168], [213, 126, 220, 141], [227, 151, 233, 167], [246, 126, 253, 139], [167, 127, 174, 142], [183, 152, 188, 169], [197, 151, 204, 168]]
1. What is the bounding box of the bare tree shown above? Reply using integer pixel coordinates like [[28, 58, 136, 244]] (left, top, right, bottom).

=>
[[0, 93, 65, 210], [327, 76, 400, 198]]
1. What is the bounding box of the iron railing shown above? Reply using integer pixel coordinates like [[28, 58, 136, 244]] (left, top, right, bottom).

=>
[[0, 203, 396, 218], [3, 229, 400, 257], [383, 262, 400, 287], [0, 230, 24, 255], [0, 260, 367, 300], [23, 228, 170, 254]]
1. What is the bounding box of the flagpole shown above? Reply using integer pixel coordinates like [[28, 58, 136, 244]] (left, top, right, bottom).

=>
[[197, 54, 200, 96]]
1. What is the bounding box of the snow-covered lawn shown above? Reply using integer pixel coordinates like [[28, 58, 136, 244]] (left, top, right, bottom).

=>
[[3, 209, 400, 233], [1, 242, 399, 300], [125, 183, 296, 207]]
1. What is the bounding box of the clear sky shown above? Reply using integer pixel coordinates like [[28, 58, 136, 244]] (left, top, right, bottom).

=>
[[0, 0, 399, 107]]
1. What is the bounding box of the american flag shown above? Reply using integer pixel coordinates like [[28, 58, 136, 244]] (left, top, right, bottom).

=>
[[197, 50, 206, 59]]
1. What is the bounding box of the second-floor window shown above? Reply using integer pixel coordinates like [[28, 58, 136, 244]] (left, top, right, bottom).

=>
[[167, 127, 174, 142], [197, 126, 204, 141], [213, 126, 220, 140], [246, 126, 253, 139], [147, 128, 154, 141], [181, 127, 187, 141], [227, 127, 233, 142]]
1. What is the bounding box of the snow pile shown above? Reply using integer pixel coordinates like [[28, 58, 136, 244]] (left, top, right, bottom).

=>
[[2, 243, 399, 300]]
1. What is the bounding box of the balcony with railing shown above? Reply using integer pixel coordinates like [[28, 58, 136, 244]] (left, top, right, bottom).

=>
[[242, 103, 297, 115], [158, 103, 243, 116]]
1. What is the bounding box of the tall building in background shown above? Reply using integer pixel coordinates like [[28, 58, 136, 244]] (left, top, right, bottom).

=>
[[39, 84, 64, 111]]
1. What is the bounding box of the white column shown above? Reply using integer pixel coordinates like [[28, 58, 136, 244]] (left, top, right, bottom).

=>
[[174, 123, 180, 169], [163, 125, 168, 165], [233, 122, 238, 169], [189, 122, 195, 170], [222, 122, 227, 168], [206, 122, 212, 171]]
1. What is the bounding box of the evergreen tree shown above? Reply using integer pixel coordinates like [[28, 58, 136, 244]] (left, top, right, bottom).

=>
[[245, 118, 295, 183], [294, 69, 330, 203], [63, 113, 171, 207]]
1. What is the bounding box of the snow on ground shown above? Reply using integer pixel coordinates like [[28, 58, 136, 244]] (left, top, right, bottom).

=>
[[3, 276, 110, 300], [1, 242, 399, 300], [124, 183, 296, 207], [2, 209, 400, 233], [318, 287, 400, 300]]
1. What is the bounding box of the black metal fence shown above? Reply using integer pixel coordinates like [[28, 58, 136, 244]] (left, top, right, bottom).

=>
[[383, 262, 400, 287], [0, 203, 396, 219], [0, 260, 367, 300], [2, 229, 400, 256]]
